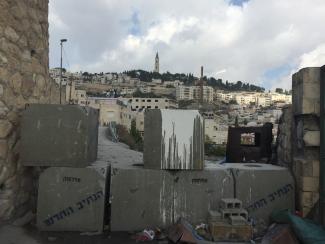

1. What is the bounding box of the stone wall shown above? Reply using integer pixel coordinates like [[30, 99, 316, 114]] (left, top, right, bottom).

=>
[[291, 67, 320, 217], [276, 105, 292, 167], [0, 0, 54, 221]]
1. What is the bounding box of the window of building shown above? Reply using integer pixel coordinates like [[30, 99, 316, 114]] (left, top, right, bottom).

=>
[[135, 99, 139, 102], [147, 99, 151, 102], [155, 106, 158, 108], [147, 106, 151, 108], [155, 100, 158, 102]]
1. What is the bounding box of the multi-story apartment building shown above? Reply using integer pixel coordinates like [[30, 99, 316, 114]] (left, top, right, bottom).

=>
[[215, 92, 235, 103], [176, 85, 214, 102], [256, 96, 272, 107], [216, 91, 292, 107], [120, 97, 176, 112], [234, 93, 257, 106]]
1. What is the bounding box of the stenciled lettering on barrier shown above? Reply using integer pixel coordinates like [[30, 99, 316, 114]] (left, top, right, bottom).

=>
[[247, 183, 293, 212], [43, 190, 104, 226]]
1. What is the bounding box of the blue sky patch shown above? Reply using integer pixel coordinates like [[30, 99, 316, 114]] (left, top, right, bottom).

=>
[[128, 11, 141, 35], [229, 0, 249, 7]]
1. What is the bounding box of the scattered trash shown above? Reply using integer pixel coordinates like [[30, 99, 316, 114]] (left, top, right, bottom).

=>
[[261, 223, 298, 244], [271, 209, 325, 244], [155, 227, 167, 240], [47, 236, 57, 242], [133, 229, 155, 242], [80, 231, 102, 236], [195, 223, 211, 240], [168, 218, 204, 243]]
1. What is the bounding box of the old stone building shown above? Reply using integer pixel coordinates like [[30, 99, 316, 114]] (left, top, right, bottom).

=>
[[0, 0, 58, 221]]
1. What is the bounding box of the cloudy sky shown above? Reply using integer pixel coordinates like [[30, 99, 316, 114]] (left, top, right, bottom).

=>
[[49, 0, 325, 90]]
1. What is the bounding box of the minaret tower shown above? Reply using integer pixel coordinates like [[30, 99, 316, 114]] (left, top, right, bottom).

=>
[[154, 52, 159, 73]]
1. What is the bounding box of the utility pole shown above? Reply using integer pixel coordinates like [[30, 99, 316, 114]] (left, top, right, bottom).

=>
[[59, 39, 67, 104]]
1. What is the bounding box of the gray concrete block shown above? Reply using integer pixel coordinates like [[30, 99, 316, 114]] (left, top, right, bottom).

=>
[[227, 163, 295, 224], [37, 164, 108, 231], [110, 166, 174, 231], [21, 104, 99, 167], [174, 169, 234, 225], [229, 216, 247, 226], [220, 209, 248, 221], [144, 109, 204, 170], [220, 198, 242, 210], [110, 164, 234, 231], [292, 67, 321, 116]]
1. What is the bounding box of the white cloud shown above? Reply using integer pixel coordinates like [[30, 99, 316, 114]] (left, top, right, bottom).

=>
[[49, 0, 325, 89], [299, 43, 325, 68]]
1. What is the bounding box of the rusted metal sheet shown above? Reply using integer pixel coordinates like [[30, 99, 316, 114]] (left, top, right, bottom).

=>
[[226, 123, 273, 163]]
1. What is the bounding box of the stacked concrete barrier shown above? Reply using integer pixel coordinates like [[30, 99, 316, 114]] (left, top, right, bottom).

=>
[[109, 109, 295, 231], [20, 104, 108, 232], [291, 67, 321, 217]]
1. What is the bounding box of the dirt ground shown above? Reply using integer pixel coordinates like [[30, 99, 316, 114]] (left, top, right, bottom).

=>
[[0, 225, 162, 244]]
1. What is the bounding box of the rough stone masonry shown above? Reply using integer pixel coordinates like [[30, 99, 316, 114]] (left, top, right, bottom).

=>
[[0, 0, 59, 221], [277, 67, 321, 218]]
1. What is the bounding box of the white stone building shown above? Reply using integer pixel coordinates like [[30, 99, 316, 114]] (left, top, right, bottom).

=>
[[119, 97, 173, 112], [176, 85, 214, 102], [205, 119, 228, 145]]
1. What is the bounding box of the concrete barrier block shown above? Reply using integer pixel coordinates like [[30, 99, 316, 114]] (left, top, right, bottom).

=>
[[37, 165, 108, 231], [144, 109, 204, 170], [110, 166, 174, 231], [227, 163, 295, 224], [174, 169, 234, 225], [110, 164, 234, 231], [21, 104, 99, 167]]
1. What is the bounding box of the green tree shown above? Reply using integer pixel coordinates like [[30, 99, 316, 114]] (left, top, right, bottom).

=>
[[275, 88, 284, 94]]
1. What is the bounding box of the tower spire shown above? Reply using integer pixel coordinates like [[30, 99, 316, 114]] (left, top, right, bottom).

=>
[[154, 51, 159, 73]]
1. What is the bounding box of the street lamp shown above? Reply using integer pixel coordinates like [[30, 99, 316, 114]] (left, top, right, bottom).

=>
[[59, 38, 67, 104]]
